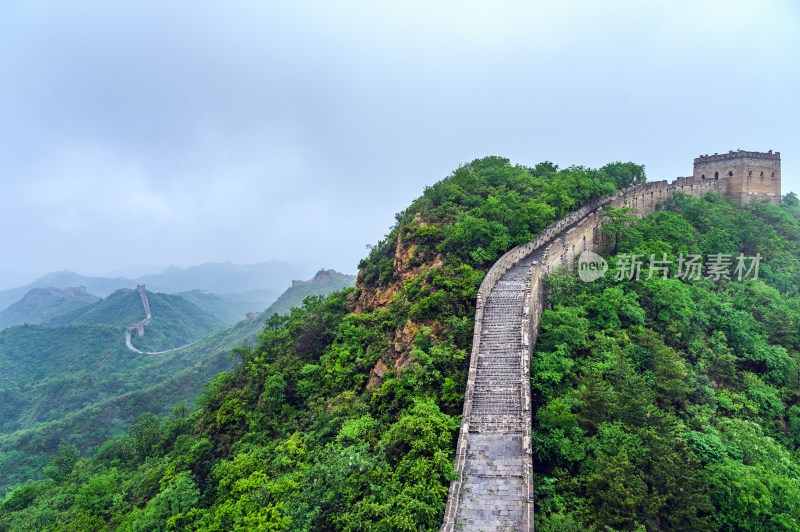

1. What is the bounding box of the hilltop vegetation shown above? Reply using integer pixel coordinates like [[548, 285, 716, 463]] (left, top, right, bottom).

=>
[[358, 157, 643, 289], [0, 157, 653, 531], [260, 269, 355, 317], [0, 287, 99, 329]]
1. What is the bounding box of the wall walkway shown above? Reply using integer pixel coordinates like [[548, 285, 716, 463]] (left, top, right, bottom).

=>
[[441, 176, 727, 531]]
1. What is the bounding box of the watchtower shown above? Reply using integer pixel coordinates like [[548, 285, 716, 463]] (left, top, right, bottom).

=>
[[693, 150, 781, 205]]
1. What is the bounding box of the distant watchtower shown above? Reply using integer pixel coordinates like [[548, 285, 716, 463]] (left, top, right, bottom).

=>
[[693, 150, 781, 205]]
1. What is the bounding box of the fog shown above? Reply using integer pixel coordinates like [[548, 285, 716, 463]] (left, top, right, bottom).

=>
[[1, 0, 797, 288]]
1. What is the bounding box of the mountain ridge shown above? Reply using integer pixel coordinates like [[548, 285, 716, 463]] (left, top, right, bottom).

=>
[[0, 260, 313, 313], [0, 287, 99, 330]]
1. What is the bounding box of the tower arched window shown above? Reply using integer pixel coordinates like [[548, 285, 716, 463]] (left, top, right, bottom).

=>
[[748, 170, 752, 177], [728, 171, 733, 177], [701, 174, 705, 179], [714, 171, 719, 179]]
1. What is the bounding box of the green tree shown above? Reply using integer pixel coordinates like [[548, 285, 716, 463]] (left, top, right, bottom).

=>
[[601, 161, 647, 189], [43, 443, 79, 483], [601, 206, 638, 254]]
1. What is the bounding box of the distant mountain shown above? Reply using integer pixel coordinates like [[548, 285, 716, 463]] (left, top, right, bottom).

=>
[[43, 289, 226, 353], [176, 289, 278, 325], [137, 261, 308, 294], [0, 272, 135, 312], [0, 287, 99, 329], [0, 261, 310, 313], [261, 269, 356, 317]]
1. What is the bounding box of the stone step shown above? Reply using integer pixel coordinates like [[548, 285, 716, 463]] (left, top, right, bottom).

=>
[[480, 330, 522, 337], [472, 400, 521, 408], [469, 418, 524, 429], [474, 375, 520, 381], [474, 374, 520, 380], [449, 249, 535, 531], [472, 393, 521, 401], [471, 403, 521, 411]]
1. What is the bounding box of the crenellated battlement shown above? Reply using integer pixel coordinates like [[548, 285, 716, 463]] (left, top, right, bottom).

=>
[[694, 149, 780, 164], [693, 149, 781, 205]]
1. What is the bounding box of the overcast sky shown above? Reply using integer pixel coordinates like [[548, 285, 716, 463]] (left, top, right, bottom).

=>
[[0, 0, 797, 289]]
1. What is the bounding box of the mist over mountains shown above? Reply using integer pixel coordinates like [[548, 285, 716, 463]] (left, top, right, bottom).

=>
[[0, 260, 315, 314]]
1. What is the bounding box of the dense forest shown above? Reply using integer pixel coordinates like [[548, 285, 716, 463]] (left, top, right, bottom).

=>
[[1, 156, 798, 531]]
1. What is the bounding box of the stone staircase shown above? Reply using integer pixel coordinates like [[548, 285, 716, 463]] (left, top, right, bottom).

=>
[[450, 259, 536, 530]]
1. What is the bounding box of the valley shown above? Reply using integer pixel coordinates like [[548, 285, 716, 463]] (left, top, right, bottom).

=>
[[0, 267, 355, 494]]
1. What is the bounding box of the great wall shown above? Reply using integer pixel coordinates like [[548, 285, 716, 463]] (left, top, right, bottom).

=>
[[124, 284, 198, 355], [440, 150, 780, 531], [124, 284, 151, 352]]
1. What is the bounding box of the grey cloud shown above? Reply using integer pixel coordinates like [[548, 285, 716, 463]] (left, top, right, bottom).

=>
[[0, 0, 797, 285]]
